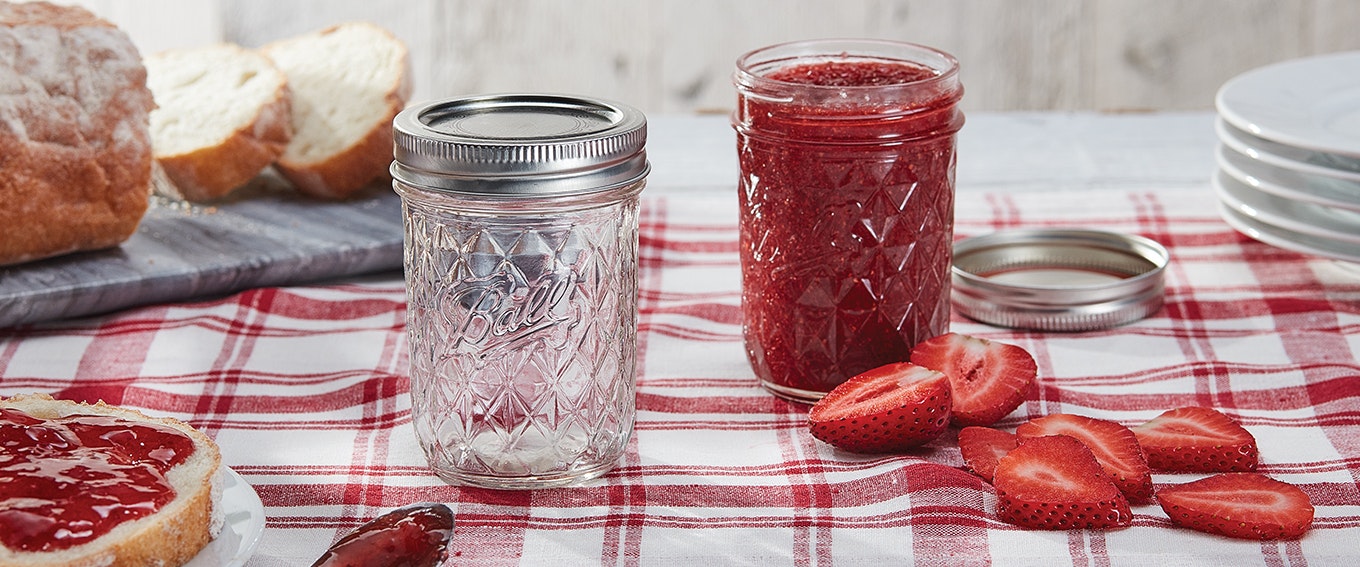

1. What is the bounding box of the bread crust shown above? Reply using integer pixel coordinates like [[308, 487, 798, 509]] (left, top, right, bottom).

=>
[[271, 104, 401, 199], [150, 45, 295, 202], [0, 2, 154, 266], [264, 22, 413, 200], [0, 393, 223, 567]]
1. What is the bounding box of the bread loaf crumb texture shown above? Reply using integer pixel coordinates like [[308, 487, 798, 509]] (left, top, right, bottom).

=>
[[0, 1, 154, 265]]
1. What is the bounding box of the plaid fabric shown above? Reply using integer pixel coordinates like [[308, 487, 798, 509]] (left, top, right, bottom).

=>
[[2, 186, 1358, 566]]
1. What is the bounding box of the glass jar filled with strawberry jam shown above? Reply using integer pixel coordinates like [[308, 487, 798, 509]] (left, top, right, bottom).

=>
[[732, 39, 964, 402]]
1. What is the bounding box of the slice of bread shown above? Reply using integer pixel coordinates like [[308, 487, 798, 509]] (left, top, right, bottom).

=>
[[0, 393, 223, 567], [146, 44, 293, 202], [262, 22, 412, 199], [0, 1, 154, 266]]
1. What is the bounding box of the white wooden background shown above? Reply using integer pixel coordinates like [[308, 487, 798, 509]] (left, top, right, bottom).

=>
[[65, 0, 1360, 115]]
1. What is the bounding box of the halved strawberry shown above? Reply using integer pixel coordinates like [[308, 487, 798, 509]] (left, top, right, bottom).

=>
[[1131, 407, 1258, 472], [909, 333, 1037, 427], [958, 426, 1018, 483], [1157, 473, 1314, 540], [808, 362, 951, 453], [1016, 414, 1153, 503], [993, 434, 1132, 530]]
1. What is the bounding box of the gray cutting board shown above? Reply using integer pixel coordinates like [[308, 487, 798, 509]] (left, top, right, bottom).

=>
[[0, 172, 405, 328]]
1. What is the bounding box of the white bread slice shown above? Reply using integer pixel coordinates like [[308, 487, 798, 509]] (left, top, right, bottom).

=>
[[146, 43, 293, 202], [262, 22, 412, 199], [0, 393, 223, 567], [0, 1, 153, 266]]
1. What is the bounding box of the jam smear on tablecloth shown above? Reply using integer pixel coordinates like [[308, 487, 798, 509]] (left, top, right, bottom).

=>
[[737, 58, 962, 396], [0, 407, 195, 552], [310, 503, 455, 567]]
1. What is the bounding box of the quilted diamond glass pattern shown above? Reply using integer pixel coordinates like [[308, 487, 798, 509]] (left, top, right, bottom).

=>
[[737, 139, 957, 400], [732, 40, 964, 402], [403, 194, 639, 489]]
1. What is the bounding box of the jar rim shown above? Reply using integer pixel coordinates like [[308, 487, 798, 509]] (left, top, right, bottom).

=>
[[951, 229, 1169, 331], [733, 38, 961, 96]]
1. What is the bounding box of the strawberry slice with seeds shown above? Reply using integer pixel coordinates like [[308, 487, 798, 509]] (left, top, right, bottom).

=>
[[993, 434, 1132, 530], [958, 426, 1019, 483], [1016, 414, 1154, 503], [1131, 407, 1258, 472], [909, 333, 1037, 427], [808, 362, 951, 453], [1157, 473, 1314, 540]]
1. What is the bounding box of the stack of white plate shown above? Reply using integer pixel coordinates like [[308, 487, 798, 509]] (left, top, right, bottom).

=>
[[1214, 51, 1360, 262]]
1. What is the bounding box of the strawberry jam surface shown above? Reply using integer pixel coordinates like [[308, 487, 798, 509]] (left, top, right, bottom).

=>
[[0, 407, 195, 552], [767, 60, 938, 86], [735, 53, 964, 399]]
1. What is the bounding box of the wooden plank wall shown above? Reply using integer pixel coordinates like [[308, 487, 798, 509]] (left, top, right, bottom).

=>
[[73, 0, 1360, 115]]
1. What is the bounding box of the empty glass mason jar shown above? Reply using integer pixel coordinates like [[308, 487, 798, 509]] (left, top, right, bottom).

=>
[[392, 94, 649, 489]]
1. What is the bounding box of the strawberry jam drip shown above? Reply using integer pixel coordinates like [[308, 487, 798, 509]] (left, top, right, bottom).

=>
[[311, 503, 455, 567], [0, 407, 195, 552]]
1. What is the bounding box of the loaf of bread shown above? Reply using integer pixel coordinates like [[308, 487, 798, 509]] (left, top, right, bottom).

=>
[[0, 1, 154, 266], [262, 22, 412, 199], [146, 44, 293, 202], [0, 393, 223, 566]]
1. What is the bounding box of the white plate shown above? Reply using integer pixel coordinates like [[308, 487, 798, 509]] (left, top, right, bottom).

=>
[[1219, 201, 1360, 263], [185, 467, 265, 567], [1216, 51, 1360, 158], [1216, 117, 1360, 182], [1216, 143, 1360, 211], [1213, 169, 1360, 244]]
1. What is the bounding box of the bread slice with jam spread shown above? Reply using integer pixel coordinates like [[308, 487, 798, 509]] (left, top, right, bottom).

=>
[[0, 393, 223, 567]]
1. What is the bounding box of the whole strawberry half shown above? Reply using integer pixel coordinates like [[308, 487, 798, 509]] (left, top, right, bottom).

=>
[[958, 426, 1018, 483], [1157, 472, 1314, 540], [808, 362, 951, 453], [993, 434, 1132, 530], [909, 333, 1037, 427], [1131, 407, 1258, 472], [1016, 414, 1154, 503]]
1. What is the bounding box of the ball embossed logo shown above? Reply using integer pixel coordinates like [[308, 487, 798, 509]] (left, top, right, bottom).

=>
[[443, 272, 576, 350]]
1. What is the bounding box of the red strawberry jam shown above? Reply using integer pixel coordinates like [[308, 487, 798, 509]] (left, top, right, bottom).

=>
[[734, 41, 965, 401], [311, 503, 455, 567], [767, 60, 937, 87], [0, 407, 195, 552]]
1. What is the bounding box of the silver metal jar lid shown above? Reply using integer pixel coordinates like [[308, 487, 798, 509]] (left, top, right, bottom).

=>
[[391, 93, 649, 197], [951, 229, 1169, 331]]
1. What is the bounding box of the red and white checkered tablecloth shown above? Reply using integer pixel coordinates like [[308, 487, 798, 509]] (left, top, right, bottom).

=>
[[3, 186, 1359, 566]]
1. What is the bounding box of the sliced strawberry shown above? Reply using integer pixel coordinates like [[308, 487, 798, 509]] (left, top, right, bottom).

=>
[[1016, 414, 1153, 503], [993, 434, 1132, 530], [1157, 473, 1314, 540], [1131, 407, 1258, 472], [808, 362, 951, 453], [958, 426, 1018, 483], [909, 333, 1037, 427]]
